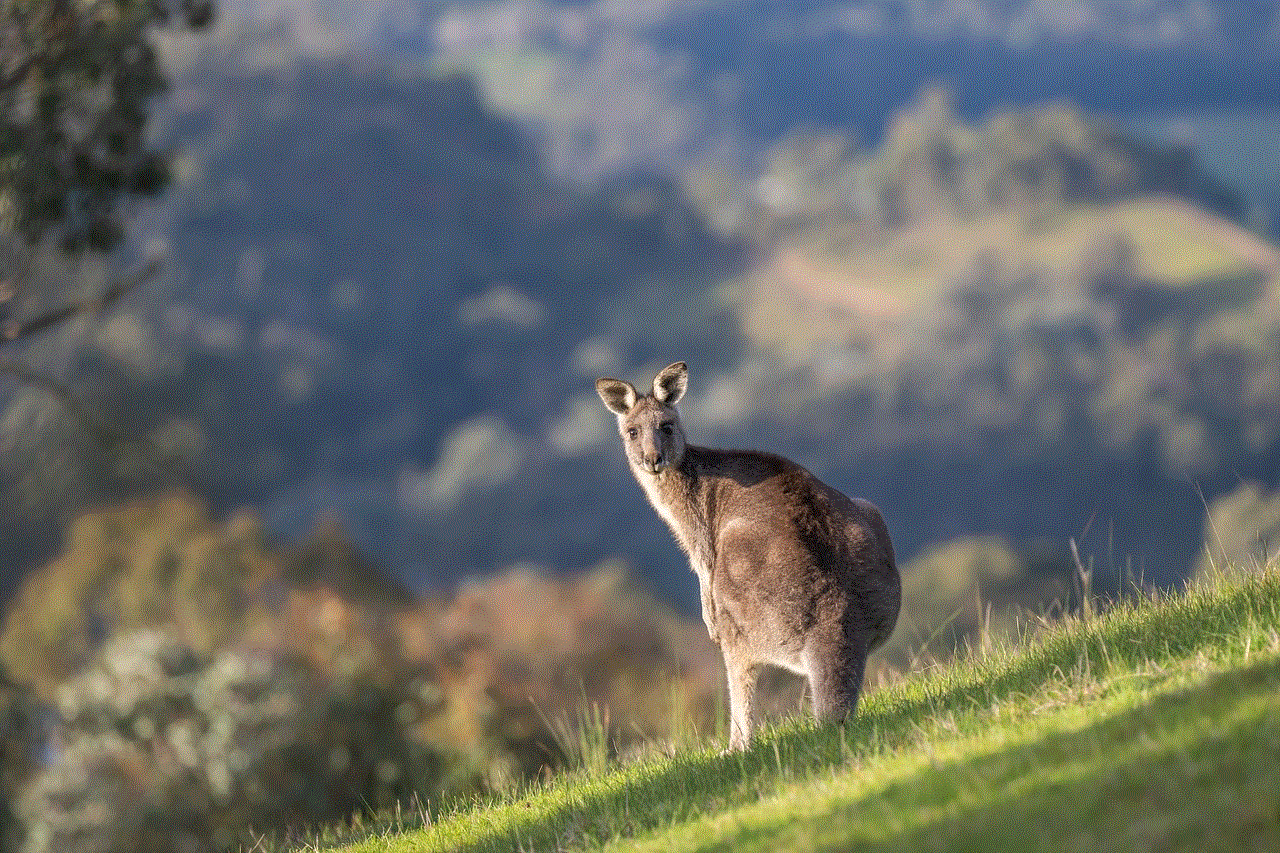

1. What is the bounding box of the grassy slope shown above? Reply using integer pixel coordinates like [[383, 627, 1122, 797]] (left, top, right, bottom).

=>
[[812, 196, 1276, 299], [776, 195, 1272, 300], [322, 567, 1280, 853], [739, 195, 1279, 358]]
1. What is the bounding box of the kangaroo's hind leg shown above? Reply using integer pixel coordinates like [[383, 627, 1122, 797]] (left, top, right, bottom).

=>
[[723, 651, 761, 751], [803, 631, 869, 722]]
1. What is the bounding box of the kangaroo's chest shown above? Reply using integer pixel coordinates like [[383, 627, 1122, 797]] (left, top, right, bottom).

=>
[[637, 472, 713, 582]]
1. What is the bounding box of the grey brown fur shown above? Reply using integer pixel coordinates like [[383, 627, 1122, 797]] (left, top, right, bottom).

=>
[[596, 362, 901, 750]]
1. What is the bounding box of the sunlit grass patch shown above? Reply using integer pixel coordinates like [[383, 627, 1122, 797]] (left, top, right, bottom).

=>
[[312, 566, 1280, 853], [767, 195, 1272, 310]]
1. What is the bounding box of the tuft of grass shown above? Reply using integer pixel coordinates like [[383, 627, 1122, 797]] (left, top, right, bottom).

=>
[[534, 697, 615, 779], [308, 566, 1280, 853]]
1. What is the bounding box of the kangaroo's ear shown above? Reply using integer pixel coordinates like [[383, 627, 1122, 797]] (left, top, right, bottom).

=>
[[596, 378, 637, 415], [652, 361, 688, 405]]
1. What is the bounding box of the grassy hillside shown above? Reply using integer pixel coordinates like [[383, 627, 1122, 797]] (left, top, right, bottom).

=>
[[303, 565, 1280, 853], [738, 194, 1277, 355], [772, 196, 1271, 306]]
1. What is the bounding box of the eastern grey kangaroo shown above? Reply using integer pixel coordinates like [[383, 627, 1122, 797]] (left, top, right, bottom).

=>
[[596, 362, 901, 750]]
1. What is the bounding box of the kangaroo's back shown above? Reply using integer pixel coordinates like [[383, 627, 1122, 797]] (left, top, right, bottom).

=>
[[689, 446, 899, 657]]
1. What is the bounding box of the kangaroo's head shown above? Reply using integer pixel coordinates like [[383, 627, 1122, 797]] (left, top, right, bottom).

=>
[[596, 361, 689, 475]]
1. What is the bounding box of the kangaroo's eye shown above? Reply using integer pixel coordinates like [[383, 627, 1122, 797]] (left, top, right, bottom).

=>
[[627, 427, 638, 439], [660, 423, 674, 436]]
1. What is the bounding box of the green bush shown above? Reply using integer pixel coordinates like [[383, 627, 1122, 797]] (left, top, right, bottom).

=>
[[18, 631, 437, 853]]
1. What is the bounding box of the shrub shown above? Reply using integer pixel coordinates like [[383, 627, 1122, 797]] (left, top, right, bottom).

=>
[[18, 631, 437, 853]]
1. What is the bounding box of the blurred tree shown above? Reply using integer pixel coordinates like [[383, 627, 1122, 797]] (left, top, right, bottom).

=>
[[0, 0, 212, 453], [18, 631, 438, 853], [0, 0, 214, 548], [1, 0, 212, 253], [0, 664, 37, 853], [746, 85, 1245, 237], [1196, 482, 1280, 579]]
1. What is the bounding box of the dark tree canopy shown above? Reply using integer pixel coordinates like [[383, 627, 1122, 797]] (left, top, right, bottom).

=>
[[0, 1, 214, 527], [1, 0, 212, 254]]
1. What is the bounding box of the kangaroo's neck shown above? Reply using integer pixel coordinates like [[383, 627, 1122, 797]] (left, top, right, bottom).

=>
[[631, 445, 719, 560]]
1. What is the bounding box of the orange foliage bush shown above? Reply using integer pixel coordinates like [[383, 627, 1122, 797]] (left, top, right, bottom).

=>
[[1, 492, 723, 803]]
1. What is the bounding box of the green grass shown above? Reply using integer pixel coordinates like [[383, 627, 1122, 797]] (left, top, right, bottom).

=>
[[305, 567, 1280, 853], [801, 197, 1270, 300], [738, 195, 1278, 360]]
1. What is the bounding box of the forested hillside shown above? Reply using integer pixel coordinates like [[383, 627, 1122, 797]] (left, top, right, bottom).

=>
[[4, 27, 1278, 608]]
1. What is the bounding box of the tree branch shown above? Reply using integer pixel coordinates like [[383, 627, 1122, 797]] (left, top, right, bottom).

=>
[[0, 359, 127, 447], [1, 256, 162, 345], [0, 54, 37, 92], [0, 358, 197, 484]]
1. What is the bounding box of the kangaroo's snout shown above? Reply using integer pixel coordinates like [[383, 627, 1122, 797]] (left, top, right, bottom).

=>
[[641, 435, 666, 473]]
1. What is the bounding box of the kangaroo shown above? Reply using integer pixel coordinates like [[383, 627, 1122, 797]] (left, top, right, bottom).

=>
[[596, 362, 900, 750]]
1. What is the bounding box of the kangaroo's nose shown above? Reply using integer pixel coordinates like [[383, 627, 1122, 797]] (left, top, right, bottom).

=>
[[644, 452, 664, 472]]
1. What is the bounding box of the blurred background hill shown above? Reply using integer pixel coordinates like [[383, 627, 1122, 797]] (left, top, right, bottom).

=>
[[2, 1, 1279, 849], [6, 0, 1279, 601]]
